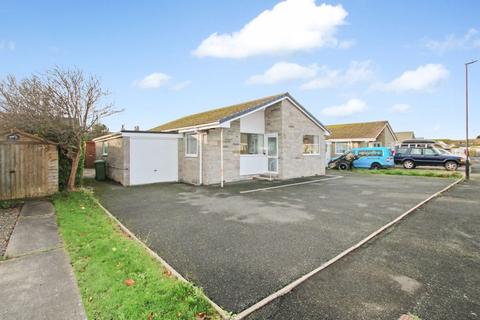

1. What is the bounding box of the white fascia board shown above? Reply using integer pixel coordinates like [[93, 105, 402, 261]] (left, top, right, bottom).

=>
[[327, 138, 377, 142], [92, 132, 122, 142], [122, 132, 182, 139]]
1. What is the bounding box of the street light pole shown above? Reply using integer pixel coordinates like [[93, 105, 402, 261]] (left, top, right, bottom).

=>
[[465, 59, 478, 180]]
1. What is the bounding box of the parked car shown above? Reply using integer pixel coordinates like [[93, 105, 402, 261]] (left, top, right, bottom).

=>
[[328, 151, 358, 170], [329, 147, 394, 170], [394, 146, 464, 171], [351, 147, 395, 169]]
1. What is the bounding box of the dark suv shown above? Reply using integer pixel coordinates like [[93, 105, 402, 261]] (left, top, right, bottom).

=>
[[394, 146, 464, 171]]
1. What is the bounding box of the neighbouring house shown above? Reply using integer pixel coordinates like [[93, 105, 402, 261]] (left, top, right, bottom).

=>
[[435, 138, 480, 157], [0, 129, 58, 200], [94, 93, 330, 186], [326, 121, 398, 157], [395, 131, 415, 142]]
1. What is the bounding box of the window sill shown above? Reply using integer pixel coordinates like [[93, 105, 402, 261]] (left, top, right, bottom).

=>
[[303, 153, 321, 156], [185, 154, 198, 158], [240, 154, 266, 157]]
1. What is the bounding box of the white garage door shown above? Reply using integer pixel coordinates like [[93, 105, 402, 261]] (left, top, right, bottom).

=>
[[129, 137, 178, 185]]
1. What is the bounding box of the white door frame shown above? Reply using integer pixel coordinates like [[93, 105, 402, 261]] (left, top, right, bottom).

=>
[[265, 133, 278, 174]]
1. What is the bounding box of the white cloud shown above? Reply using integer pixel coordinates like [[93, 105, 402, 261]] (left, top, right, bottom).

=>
[[378, 64, 449, 93], [321, 98, 367, 117], [170, 80, 192, 91], [338, 39, 356, 49], [247, 62, 317, 85], [193, 0, 348, 58], [424, 28, 480, 55], [134, 72, 171, 89], [390, 103, 411, 113], [301, 60, 373, 90], [0, 40, 15, 51]]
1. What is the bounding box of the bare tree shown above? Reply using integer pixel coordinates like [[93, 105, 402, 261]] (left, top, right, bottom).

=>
[[0, 67, 121, 190]]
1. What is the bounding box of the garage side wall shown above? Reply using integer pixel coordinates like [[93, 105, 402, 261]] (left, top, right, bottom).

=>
[[95, 136, 130, 186], [278, 99, 326, 179]]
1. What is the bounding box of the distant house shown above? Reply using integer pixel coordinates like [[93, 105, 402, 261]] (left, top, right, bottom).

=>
[[395, 131, 415, 142], [95, 93, 330, 186], [435, 138, 480, 157], [326, 121, 398, 156]]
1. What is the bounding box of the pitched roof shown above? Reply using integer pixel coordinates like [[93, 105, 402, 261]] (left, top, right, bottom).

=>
[[395, 131, 415, 142], [150, 93, 328, 133], [326, 121, 391, 140]]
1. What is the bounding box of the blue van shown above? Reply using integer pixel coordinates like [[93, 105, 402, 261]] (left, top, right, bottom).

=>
[[350, 147, 395, 169]]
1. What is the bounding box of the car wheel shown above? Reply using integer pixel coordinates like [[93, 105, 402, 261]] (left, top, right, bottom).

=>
[[444, 161, 458, 171], [403, 160, 415, 169], [370, 163, 382, 170], [338, 161, 349, 171]]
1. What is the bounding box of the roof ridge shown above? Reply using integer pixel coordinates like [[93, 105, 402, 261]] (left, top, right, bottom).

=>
[[326, 120, 388, 127]]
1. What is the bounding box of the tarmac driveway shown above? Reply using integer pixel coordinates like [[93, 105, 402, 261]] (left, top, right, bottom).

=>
[[92, 173, 454, 313]]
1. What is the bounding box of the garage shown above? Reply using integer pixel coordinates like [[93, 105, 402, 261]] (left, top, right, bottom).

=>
[[93, 131, 181, 186]]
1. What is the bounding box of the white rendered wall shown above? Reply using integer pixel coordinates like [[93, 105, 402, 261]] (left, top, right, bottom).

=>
[[240, 109, 265, 133], [240, 109, 267, 175]]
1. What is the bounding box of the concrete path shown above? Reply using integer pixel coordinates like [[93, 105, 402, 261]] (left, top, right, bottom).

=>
[[0, 201, 86, 320]]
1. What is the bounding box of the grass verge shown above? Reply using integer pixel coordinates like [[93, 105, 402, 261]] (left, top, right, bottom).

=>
[[352, 168, 463, 178], [54, 190, 219, 320]]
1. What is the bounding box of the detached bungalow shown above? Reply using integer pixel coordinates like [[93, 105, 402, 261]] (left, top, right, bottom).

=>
[[95, 93, 330, 186], [326, 120, 398, 157]]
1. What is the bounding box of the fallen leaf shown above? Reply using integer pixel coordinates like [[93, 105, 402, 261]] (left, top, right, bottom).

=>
[[112, 247, 117, 252], [147, 312, 154, 320], [163, 269, 172, 277], [88, 296, 93, 302], [196, 312, 207, 320], [124, 278, 135, 286]]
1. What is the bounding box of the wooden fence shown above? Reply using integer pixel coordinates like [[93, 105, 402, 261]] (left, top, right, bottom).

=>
[[0, 130, 58, 201]]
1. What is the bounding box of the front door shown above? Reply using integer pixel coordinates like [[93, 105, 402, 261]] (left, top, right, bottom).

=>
[[266, 133, 278, 173]]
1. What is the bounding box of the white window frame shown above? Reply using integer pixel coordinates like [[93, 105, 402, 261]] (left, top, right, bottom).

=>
[[303, 135, 321, 155], [240, 133, 265, 156], [102, 142, 109, 156], [335, 142, 349, 155], [185, 134, 198, 157]]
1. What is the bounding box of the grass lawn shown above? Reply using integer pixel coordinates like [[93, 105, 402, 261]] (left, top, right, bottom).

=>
[[351, 168, 463, 178], [54, 190, 220, 320]]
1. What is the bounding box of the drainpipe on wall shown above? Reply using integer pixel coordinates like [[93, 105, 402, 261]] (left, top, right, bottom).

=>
[[220, 128, 224, 188], [198, 132, 203, 185]]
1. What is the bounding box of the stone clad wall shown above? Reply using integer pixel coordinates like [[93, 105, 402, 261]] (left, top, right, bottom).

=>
[[178, 137, 200, 185], [201, 120, 246, 185], [278, 99, 326, 179], [95, 136, 130, 186]]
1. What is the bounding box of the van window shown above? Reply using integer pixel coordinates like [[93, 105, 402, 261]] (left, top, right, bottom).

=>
[[358, 149, 383, 157], [410, 148, 422, 155]]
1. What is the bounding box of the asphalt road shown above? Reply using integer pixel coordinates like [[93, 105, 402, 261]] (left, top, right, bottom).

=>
[[91, 173, 454, 313], [247, 179, 480, 320]]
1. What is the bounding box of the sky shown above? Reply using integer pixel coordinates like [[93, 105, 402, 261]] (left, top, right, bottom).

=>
[[1, 0, 479, 139]]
